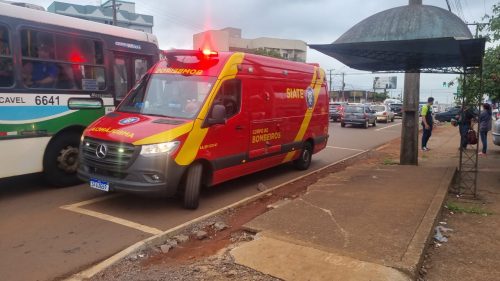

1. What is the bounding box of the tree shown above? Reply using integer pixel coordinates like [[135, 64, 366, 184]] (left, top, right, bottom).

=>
[[253, 48, 283, 59], [459, 4, 499, 104], [373, 92, 388, 102]]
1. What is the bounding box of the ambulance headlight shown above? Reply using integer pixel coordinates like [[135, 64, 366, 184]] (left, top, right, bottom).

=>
[[140, 141, 180, 155]]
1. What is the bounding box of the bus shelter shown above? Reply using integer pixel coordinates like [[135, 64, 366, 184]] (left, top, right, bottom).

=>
[[309, 4, 486, 196]]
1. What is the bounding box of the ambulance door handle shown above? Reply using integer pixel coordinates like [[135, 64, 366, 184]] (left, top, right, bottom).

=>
[[235, 125, 244, 131]]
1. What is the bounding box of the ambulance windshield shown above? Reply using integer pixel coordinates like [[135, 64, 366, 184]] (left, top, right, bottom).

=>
[[118, 74, 216, 119]]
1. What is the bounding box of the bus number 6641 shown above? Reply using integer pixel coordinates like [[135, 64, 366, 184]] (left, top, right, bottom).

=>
[[35, 96, 60, 105]]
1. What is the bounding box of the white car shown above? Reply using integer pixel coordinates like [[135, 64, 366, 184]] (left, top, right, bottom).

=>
[[372, 104, 395, 123]]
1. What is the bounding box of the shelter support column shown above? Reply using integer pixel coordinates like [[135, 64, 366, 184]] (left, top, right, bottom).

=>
[[400, 72, 420, 165]]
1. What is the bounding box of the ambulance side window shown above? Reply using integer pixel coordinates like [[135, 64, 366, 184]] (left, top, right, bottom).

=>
[[214, 79, 241, 119]]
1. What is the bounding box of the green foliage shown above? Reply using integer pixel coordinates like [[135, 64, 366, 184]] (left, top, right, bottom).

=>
[[253, 48, 283, 59], [446, 201, 493, 216], [459, 4, 500, 104], [373, 92, 389, 102]]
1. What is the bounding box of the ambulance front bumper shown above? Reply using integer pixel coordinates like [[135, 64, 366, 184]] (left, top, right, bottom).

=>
[[78, 152, 186, 196]]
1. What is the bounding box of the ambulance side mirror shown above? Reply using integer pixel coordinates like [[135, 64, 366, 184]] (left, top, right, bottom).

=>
[[205, 104, 226, 127]]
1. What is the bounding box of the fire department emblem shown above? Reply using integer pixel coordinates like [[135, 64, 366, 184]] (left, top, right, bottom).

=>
[[119, 117, 139, 125], [306, 87, 314, 108]]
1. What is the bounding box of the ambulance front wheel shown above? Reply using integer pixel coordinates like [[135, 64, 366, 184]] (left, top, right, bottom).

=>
[[293, 142, 312, 171], [183, 162, 203, 209]]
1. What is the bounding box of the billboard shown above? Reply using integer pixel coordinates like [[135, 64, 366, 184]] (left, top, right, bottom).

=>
[[374, 76, 397, 89]]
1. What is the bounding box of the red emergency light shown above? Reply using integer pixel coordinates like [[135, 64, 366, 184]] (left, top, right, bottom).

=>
[[201, 49, 218, 57]]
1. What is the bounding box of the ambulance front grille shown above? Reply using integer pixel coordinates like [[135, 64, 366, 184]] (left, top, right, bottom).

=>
[[81, 137, 138, 170]]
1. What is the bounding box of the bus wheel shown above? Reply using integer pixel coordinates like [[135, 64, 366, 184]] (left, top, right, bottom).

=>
[[43, 132, 82, 187], [183, 162, 203, 209], [293, 142, 312, 171]]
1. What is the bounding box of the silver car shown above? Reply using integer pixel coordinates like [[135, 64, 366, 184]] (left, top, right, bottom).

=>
[[493, 118, 500, 146], [372, 104, 395, 123], [341, 104, 377, 128]]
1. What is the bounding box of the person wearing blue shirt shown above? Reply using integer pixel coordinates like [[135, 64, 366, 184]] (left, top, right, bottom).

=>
[[23, 43, 58, 88]]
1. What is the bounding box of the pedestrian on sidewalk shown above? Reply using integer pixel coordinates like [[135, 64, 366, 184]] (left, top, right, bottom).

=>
[[421, 97, 434, 151], [458, 105, 477, 150], [479, 103, 493, 155]]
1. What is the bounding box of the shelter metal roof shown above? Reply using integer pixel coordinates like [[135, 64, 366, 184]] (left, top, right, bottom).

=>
[[309, 5, 486, 74], [309, 37, 486, 74]]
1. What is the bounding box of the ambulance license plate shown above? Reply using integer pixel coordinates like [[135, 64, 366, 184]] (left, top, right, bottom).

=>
[[90, 179, 109, 192]]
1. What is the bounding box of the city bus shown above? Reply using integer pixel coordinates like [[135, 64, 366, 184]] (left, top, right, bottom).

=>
[[0, 3, 159, 186]]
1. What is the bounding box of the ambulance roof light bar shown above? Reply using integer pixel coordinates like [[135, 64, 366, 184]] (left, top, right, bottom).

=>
[[201, 49, 218, 57], [161, 49, 219, 59]]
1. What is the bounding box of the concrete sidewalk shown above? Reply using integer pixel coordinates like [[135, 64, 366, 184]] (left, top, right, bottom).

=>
[[231, 126, 460, 281]]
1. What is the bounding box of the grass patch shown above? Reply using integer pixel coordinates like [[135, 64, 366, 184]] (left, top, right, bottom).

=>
[[382, 158, 398, 165], [446, 201, 493, 216]]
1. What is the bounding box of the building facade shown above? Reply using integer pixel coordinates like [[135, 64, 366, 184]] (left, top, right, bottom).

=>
[[193, 27, 307, 62], [47, 1, 153, 33]]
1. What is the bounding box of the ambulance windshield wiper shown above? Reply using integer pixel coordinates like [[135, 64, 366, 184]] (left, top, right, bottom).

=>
[[143, 113, 186, 119]]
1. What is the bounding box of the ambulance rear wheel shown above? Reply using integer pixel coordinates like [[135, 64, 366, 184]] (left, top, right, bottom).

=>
[[183, 162, 203, 209], [293, 142, 312, 171]]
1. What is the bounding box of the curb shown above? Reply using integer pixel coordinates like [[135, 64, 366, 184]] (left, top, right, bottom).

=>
[[66, 149, 371, 281], [394, 167, 456, 279]]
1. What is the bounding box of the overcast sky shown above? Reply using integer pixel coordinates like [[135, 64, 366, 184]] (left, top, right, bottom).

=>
[[20, 0, 497, 103]]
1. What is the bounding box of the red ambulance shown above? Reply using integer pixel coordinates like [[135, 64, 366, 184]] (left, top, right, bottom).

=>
[[78, 50, 329, 209]]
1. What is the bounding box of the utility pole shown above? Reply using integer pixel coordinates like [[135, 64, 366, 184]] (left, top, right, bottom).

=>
[[466, 22, 489, 38], [400, 0, 422, 165], [341, 72, 345, 102], [112, 0, 117, 26], [328, 69, 334, 101]]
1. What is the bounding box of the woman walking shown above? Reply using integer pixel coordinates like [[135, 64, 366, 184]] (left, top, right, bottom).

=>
[[479, 103, 493, 156]]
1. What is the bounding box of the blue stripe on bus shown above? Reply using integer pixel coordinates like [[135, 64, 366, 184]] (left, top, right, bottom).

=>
[[0, 106, 70, 121]]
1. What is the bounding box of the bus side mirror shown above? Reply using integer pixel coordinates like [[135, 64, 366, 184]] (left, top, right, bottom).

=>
[[68, 98, 103, 110], [205, 104, 226, 126]]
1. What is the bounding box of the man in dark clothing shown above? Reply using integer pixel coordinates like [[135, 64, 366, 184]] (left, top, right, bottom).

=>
[[458, 105, 476, 149], [479, 103, 493, 155], [421, 97, 434, 151]]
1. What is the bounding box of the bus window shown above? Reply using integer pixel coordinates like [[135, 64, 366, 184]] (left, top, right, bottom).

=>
[[21, 29, 55, 59], [0, 25, 13, 87], [114, 57, 128, 99], [20, 29, 106, 90], [134, 58, 148, 83]]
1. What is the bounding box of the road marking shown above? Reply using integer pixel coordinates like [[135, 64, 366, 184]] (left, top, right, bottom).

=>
[[62, 194, 123, 208], [61, 194, 162, 235], [327, 146, 365, 152], [375, 123, 402, 131], [61, 204, 163, 235]]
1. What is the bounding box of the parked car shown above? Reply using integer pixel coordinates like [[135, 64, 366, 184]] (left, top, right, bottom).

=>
[[435, 107, 461, 122], [372, 104, 395, 123], [493, 118, 500, 146], [341, 104, 377, 128], [493, 108, 499, 120], [329, 102, 347, 122], [389, 103, 403, 118]]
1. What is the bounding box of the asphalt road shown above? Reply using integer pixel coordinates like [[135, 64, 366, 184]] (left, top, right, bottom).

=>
[[0, 119, 403, 281]]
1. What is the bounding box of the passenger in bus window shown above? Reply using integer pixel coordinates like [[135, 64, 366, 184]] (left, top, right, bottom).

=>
[[0, 58, 13, 87], [0, 28, 13, 87], [0, 28, 9, 55], [23, 44, 59, 88], [56, 64, 78, 89]]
